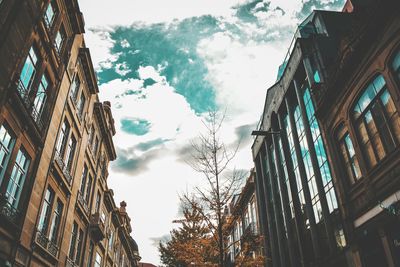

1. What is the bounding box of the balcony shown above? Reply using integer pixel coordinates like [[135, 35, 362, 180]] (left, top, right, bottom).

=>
[[0, 195, 19, 224], [16, 82, 45, 131], [89, 212, 105, 242], [35, 230, 59, 258], [54, 152, 73, 185], [66, 257, 78, 267], [77, 191, 89, 214]]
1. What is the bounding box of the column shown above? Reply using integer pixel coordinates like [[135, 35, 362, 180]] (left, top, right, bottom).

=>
[[253, 167, 269, 267], [278, 111, 307, 267], [264, 140, 288, 267], [293, 79, 336, 252], [285, 95, 321, 261], [258, 151, 280, 266], [271, 121, 298, 267]]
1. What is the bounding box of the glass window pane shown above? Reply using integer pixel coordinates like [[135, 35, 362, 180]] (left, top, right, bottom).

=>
[[33, 74, 48, 120], [358, 84, 376, 112], [372, 75, 386, 93], [19, 47, 38, 94], [49, 200, 63, 243], [38, 188, 54, 233], [392, 50, 400, 74], [6, 148, 30, 208], [44, 2, 55, 27]]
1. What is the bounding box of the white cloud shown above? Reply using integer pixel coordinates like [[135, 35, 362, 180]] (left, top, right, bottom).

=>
[[79, 0, 244, 26]]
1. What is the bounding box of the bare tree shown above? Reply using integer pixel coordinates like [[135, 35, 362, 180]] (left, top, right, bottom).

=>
[[183, 110, 245, 267]]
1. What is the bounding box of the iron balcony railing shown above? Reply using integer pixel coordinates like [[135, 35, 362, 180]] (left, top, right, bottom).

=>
[[77, 191, 89, 213], [17, 81, 45, 131], [54, 152, 73, 184], [66, 257, 78, 267], [0, 195, 19, 224], [35, 230, 59, 258]]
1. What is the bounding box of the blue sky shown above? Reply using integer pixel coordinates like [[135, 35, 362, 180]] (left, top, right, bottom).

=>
[[79, 0, 345, 264]]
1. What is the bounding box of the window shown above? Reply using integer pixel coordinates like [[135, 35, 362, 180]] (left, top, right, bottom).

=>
[[48, 199, 63, 243], [88, 125, 94, 146], [70, 75, 80, 101], [32, 74, 49, 121], [285, 114, 306, 214], [77, 93, 86, 119], [94, 252, 102, 267], [303, 88, 338, 213], [18, 47, 38, 96], [64, 135, 76, 172], [393, 50, 400, 80], [56, 119, 70, 156], [108, 230, 114, 250], [38, 188, 55, 233], [0, 125, 15, 184], [69, 222, 78, 260], [55, 26, 65, 53], [79, 165, 92, 207], [279, 135, 294, 218], [75, 229, 84, 265], [44, 2, 55, 28], [92, 136, 99, 156], [85, 174, 92, 203], [353, 75, 400, 168], [337, 126, 362, 184], [294, 105, 322, 222], [69, 223, 77, 257], [79, 165, 88, 196], [87, 242, 94, 267], [95, 191, 101, 212], [5, 148, 30, 208]]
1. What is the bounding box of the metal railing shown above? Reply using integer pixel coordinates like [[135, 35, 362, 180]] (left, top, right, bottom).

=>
[[35, 230, 59, 258], [54, 152, 73, 184], [0, 196, 19, 224], [17, 81, 45, 131], [77, 191, 89, 213], [65, 257, 77, 267]]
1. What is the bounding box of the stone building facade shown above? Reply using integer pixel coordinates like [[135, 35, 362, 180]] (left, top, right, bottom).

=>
[[226, 170, 263, 266], [0, 0, 140, 266], [251, 0, 400, 266]]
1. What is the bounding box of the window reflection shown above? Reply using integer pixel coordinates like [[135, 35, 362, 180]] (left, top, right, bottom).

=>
[[353, 75, 400, 168]]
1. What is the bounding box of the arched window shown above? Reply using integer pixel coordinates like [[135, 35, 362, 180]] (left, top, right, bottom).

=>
[[353, 75, 400, 168], [392, 49, 400, 80]]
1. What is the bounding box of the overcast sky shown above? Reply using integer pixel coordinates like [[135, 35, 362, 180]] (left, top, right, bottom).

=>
[[78, 0, 345, 264]]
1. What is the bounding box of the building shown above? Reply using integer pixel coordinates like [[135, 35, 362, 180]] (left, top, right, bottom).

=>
[[0, 0, 140, 266], [251, 0, 400, 266], [226, 170, 264, 267]]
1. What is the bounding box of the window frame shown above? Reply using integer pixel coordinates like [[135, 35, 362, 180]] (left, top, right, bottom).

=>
[[5, 147, 31, 209], [37, 187, 65, 246], [44, 1, 56, 28], [352, 74, 400, 169], [18, 46, 39, 97], [0, 124, 16, 185], [54, 24, 65, 54]]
